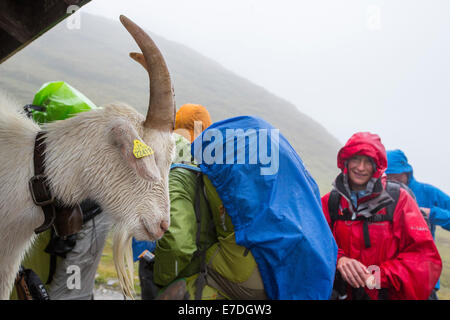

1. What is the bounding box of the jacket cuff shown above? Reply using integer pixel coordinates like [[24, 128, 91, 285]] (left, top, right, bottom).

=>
[[429, 207, 436, 223], [337, 249, 346, 262], [379, 267, 390, 289]]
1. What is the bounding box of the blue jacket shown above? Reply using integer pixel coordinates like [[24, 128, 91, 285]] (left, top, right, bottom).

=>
[[386, 149, 450, 236], [192, 116, 338, 300], [132, 238, 155, 262], [387, 149, 450, 290]]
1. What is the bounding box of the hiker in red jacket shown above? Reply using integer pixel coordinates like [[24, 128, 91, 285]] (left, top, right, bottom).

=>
[[322, 132, 442, 300]]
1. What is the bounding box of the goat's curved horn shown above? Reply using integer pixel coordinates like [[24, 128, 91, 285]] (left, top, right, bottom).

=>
[[120, 15, 174, 131]]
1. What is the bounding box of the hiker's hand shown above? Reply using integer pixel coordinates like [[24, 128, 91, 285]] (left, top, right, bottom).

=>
[[420, 207, 430, 218], [337, 257, 370, 288]]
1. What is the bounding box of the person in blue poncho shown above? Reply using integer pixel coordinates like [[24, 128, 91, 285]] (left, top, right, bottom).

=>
[[142, 113, 337, 300], [189, 115, 338, 300], [386, 149, 450, 299]]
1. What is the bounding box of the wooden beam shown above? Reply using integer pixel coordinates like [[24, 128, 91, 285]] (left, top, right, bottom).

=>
[[0, 0, 92, 64]]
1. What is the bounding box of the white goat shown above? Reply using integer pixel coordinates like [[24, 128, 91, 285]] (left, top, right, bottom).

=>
[[0, 15, 175, 299]]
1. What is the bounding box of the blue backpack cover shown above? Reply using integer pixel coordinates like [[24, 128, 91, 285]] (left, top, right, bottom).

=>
[[192, 116, 337, 299]]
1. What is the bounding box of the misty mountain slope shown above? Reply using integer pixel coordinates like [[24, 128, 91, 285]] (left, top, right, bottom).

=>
[[0, 13, 340, 193]]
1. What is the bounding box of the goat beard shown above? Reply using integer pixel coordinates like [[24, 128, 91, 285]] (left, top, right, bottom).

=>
[[112, 224, 135, 299]]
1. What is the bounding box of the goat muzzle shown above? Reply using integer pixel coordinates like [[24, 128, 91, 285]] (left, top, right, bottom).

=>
[[160, 220, 169, 233]]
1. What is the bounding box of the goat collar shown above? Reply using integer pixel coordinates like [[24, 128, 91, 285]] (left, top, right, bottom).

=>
[[29, 132, 83, 237]]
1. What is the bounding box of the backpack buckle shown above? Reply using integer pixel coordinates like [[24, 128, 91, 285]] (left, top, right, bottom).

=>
[[29, 174, 54, 206]]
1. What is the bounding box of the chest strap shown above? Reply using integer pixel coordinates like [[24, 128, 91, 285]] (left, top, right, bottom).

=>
[[328, 182, 401, 248], [29, 132, 56, 234]]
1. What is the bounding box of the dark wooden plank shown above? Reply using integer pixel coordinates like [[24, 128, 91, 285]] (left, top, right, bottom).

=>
[[0, 0, 91, 64]]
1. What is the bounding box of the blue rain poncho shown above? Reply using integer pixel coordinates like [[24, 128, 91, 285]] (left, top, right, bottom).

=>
[[192, 116, 337, 299]]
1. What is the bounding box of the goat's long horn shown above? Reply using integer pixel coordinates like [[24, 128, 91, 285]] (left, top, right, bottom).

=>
[[120, 15, 175, 131]]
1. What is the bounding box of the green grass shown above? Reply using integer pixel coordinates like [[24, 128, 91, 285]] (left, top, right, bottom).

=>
[[435, 228, 450, 300], [95, 232, 141, 298], [96, 228, 450, 300]]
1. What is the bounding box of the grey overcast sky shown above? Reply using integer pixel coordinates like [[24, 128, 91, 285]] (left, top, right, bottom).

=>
[[82, 0, 450, 193]]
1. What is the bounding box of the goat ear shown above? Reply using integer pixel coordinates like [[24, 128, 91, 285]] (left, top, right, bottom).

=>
[[109, 120, 161, 182]]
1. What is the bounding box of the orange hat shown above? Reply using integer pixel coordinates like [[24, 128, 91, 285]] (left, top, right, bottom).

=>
[[175, 104, 212, 142]]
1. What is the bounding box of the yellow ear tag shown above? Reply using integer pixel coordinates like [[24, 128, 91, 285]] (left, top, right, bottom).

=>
[[133, 139, 154, 159]]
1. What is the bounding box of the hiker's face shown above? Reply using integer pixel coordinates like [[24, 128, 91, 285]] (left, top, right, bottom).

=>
[[387, 173, 409, 185], [347, 155, 374, 191]]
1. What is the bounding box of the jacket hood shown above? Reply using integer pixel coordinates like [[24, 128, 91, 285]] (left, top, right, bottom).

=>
[[386, 149, 413, 175], [337, 132, 387, 179], [175, 103, 212, 143]]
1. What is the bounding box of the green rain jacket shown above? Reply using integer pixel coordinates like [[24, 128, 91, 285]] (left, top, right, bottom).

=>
[[153, 134, 259, 299]]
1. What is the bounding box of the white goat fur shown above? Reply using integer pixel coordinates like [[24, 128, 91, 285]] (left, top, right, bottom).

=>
[[0, 93, 175, 299]]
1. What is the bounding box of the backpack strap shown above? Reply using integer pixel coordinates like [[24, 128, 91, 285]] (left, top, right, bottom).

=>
[[328, 190, 352, 228], [193, 172, 207, 300], [383, 181, 401, 221], [193, 171, 215, 300], [23, 104, 46, 119], [170, 163, 213, 300], [170, 163, 202, 173], [327, 190, 341, 228]]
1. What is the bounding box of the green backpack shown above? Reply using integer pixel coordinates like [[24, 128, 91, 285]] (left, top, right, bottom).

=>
[[24, 81, 97, 123]]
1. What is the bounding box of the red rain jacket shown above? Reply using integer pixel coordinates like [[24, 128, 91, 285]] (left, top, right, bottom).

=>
[[322, 132, 442, 300]]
